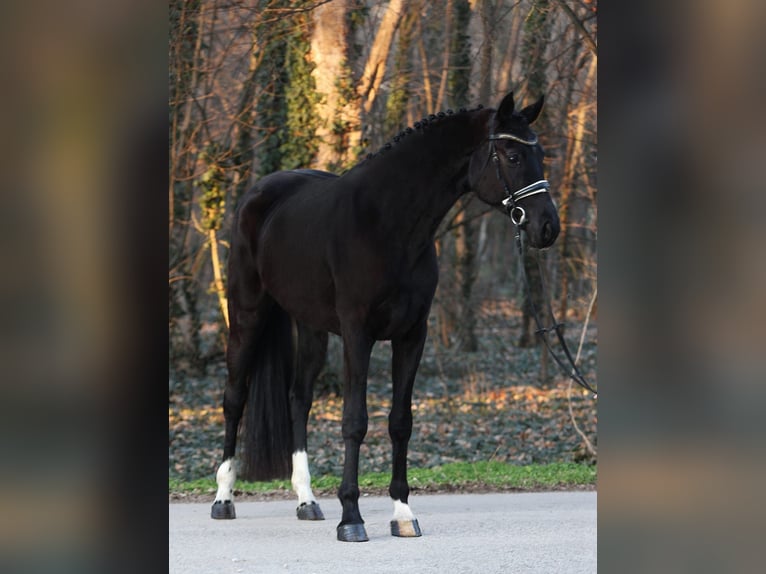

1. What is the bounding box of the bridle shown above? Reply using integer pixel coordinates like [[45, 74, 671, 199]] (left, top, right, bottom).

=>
[[487, 131, 551, 227], [486, 127, 598, 398]]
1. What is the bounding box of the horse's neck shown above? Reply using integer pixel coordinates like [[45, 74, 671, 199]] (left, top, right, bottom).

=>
[[359, 112, 489, 248]]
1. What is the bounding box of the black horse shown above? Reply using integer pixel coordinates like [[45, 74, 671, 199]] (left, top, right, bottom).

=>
[[211, 91, 560, 542]]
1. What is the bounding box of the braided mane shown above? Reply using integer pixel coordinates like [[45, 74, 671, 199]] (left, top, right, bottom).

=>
[[361, 105, 486, 162]]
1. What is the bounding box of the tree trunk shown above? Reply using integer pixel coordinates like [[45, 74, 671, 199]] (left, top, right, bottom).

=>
[[169, 0, 209, 371], [518, 0, 554, 385], [310, 0, 353, 171], [384, 1, 419, 134], [435, 0, 453, 112], [451, 0, 482, 352], [416, 19, 434, 115], [454, 203, 479, 351], [558, 53, 597, 319], [474, 0, 494, 104], [357, 0, 408, 114]]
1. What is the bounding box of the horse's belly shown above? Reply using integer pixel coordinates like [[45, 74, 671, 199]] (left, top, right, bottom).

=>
[[287, 296, 341, 335], [368, 288, 432, 340]]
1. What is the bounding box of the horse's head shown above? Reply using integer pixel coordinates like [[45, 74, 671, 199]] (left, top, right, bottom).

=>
[[470, 91, 560, 248]]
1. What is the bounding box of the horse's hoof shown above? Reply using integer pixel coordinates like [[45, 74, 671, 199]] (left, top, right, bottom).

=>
[[391, 519, 422, 537], [296, 501, 325, 521], [337, 523, 369, 542], [211, 500, 236, 519]]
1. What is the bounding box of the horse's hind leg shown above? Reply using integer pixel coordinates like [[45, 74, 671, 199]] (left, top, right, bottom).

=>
[[211, 301, 254, 520], [388, 321, 428, 537], [290, 323, 328, 520], [211, 346, 242, 518]]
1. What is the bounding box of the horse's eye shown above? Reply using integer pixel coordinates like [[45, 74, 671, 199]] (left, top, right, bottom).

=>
[[508, 153, 520, 166]]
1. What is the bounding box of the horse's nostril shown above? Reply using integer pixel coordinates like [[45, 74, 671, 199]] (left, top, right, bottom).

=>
[[540, 220, 559, 246], [542, 221, 553, 244]]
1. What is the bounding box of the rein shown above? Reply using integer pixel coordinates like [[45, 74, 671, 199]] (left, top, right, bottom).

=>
[[488, 131, 598, 398]]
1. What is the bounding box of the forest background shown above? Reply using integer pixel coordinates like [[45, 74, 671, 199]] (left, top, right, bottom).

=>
[[168, 0, 597, 484]]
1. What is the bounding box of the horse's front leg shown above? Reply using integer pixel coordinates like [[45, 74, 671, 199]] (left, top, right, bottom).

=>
[[388, 321, 428, 537], [336, 326, 374, 542]]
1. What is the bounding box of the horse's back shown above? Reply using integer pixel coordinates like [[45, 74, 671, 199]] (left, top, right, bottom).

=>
[[234, 169, 337, 235], [240, 168, 335, 207], [286, 168, 337, 180]]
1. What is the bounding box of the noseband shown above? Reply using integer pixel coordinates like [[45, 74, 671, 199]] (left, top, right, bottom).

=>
[[487, 132, 550, 226]]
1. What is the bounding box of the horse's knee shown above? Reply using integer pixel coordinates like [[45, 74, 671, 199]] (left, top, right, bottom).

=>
[[388, 411, 413, 442], [341, 415, 368, 444]]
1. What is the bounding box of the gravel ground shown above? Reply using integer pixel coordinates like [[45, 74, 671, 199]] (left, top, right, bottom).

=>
[[169, 492, 598, 574]]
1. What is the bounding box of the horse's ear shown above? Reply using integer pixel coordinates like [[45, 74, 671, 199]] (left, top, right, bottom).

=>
[[521, 95, 544, 125], [496, 92, 515, 121]]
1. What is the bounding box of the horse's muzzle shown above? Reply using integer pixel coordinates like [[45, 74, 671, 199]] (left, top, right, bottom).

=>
[[525, 215, 560, 249], [540, 219, 559, 247]]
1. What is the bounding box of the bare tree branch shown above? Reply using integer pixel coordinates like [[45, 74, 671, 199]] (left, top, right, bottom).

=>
[[551, 0, 597, 57], [568, 285, 598, 457]]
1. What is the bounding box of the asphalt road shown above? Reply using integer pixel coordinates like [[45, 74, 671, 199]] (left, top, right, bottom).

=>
[[170, 491, 596, 573]]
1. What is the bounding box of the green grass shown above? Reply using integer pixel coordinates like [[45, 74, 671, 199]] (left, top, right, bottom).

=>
[[169, 461, 596, 496]]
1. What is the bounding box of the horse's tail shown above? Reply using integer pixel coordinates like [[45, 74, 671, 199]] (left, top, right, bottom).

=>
[[238, 295, 294, 481]]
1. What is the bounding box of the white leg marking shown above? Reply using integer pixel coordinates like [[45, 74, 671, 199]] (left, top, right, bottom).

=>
[[291, 450, 317, 505], [392, 499, 416, 522], [214, 459, 236, 503]]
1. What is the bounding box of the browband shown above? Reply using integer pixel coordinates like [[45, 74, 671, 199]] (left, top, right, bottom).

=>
[[487, 132, 538, 146]]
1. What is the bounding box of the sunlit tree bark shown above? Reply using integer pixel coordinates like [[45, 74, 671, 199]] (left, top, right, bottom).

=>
[[310, 0, 358, 171], [357, 0, 408, 114]]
